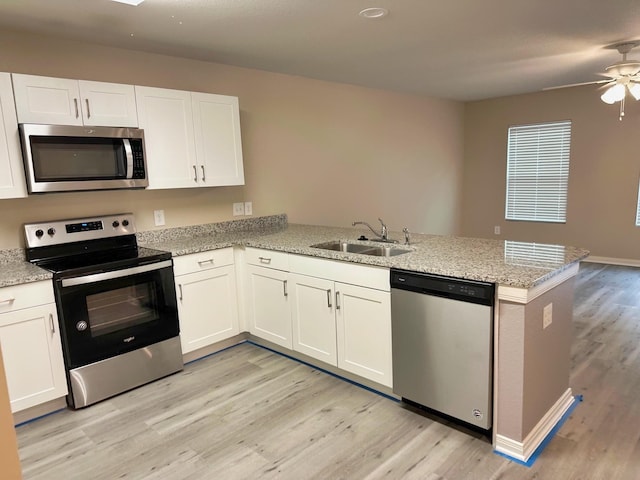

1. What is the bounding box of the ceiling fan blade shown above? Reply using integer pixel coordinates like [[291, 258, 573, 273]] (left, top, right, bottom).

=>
[[543, 79, 612, 91]]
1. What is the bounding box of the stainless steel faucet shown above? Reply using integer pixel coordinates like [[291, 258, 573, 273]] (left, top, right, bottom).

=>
[[352, 218, 390, 241]]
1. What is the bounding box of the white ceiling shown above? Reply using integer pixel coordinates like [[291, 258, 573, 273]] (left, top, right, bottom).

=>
[[1, 0, 640, 101]]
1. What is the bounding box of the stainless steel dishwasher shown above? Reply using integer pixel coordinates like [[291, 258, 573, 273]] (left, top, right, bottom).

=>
[[391, 269, 495, 431]]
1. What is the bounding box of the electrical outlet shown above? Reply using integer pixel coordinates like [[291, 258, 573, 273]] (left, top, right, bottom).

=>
[[153, 209, 165, 226], [494, 226, 501, 235], [244, 201, 253, 216], [233, 202, 245, 216], [543, 303, 553, 329]]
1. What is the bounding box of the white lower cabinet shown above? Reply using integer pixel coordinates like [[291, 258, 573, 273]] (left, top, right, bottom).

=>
[[290, 273, 337, 365], [0, 282, 67, 413], [335, 283, 392, 387], [246, 250, 393, 387], [246, 265, 292, 348], [173, 249, 239, 354]]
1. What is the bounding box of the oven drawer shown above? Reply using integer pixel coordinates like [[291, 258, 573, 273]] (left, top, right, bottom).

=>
[[245, 247, 289, 271], [172, 247, 234, 276], [0, 281, 54, 314]]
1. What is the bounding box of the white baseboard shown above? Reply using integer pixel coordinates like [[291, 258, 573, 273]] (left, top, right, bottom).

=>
[[584, 256, 640, 267], [495, 388, 574, 462]]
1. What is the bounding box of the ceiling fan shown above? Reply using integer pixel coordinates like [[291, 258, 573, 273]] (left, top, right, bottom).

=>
[[546, 41, 640, 120]]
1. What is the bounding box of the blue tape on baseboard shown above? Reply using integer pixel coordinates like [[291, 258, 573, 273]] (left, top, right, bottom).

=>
[[494, 394, 583, 467]]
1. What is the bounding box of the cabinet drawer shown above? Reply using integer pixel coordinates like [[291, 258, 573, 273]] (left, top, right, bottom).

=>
[[173, 248, 234, 276], [0, 281, 54, 315], [245, 247, 289, 271]]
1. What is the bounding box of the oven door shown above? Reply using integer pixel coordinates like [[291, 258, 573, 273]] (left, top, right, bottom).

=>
[[55, 260, 180, 369]]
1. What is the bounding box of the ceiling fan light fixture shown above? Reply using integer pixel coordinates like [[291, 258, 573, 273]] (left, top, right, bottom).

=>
[[628, 83, 640, 101], [601, 83, 626, 104]]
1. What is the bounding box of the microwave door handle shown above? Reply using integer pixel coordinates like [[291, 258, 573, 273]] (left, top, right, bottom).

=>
[[123, 139, 134, 179]]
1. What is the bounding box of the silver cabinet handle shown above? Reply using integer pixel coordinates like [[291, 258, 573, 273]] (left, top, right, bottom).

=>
[[85, 98, 91, 118], [258, 256, 272, 264], [197, 259, 214, 266], [0, 297, 15, 305], [335, 291, 341, 310], [201, 165, 206, 182], [326, 289, 332, 308], [178, 284, 183, 301], [283, 279, 288, 297], [193, 165, 197, 182], [74, 98, 79, 118], [49, 313, 55, 334]]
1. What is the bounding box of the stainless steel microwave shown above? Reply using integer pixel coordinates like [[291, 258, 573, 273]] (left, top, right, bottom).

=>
[[19, 124, 148, 193]]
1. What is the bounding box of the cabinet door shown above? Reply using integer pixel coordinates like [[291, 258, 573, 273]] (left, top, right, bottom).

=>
[[135, 86, 198, 189], [289, 273, 337, 365], [192, 92, 245, 186], [246, 265, 291, 348], [0, 304, 68, 413], [336, 283, 392, 387], [176, 265, 239, 354], [78, 80, 138, 127], [0, 73, 26, 199], [12, 73, 83, 125]]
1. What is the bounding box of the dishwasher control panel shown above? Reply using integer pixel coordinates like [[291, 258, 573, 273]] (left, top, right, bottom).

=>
[[390, 270, 495, 306]]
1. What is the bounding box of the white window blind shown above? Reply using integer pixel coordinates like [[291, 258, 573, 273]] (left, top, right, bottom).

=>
[[505, 121, 572, 223], [635, 182, 640, 226]]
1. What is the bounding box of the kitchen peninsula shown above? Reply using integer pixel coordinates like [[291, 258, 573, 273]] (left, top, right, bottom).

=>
[[1, 214, 589, 463], [137, 214, 589, 463]]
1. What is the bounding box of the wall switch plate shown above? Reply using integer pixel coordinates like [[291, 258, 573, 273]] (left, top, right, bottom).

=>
[[153, 209, 165, 226], [494, 226, 501, 235], [233, 202, 245, 216], [543, 303, 553, 329], [244, 201, 253, 216]]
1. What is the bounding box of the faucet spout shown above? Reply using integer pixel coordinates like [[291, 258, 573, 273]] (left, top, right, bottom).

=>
[[352, 218, 392, 242]]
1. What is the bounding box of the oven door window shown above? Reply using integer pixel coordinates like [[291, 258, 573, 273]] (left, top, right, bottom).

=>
[[57, 265, 179, 368], [86, 283, 159, 337], [31, 136, 127, 182]]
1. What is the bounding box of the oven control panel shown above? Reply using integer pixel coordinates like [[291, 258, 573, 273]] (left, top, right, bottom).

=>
[[24, 213, 137, 248]]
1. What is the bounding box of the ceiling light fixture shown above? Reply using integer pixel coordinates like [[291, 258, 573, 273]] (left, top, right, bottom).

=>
[[358, 7, 389, 19], [111, 0, 145, 6]]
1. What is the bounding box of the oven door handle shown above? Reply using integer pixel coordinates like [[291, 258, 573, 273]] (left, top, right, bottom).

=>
[[61, 260, 173, 287]]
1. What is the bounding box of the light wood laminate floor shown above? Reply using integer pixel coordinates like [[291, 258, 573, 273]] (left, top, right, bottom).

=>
[[16, 262, 640, 479]]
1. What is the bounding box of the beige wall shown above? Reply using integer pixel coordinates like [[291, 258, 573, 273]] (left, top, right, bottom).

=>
[[0, 29, 464, 249], [463, 86, 640, 260], [496, 278, 574, 441]]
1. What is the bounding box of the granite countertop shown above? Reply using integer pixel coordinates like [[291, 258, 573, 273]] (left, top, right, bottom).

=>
[[141, 222, 590, 289], [1, 214, 590, 290], [0, 249, 52, 288]]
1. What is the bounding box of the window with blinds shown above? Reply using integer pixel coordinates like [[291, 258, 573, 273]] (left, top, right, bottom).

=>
[[505, 121, 572, 223], [636, 184, 640, 226]]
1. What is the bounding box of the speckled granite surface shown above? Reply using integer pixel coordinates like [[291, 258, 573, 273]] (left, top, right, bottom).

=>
[[1, 214, 590, 290], [141, 219, 589, 289], [0, 249, 52, 288]]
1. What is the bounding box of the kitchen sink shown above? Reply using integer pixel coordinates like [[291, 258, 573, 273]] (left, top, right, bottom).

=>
[[311, 241, 411, 257]]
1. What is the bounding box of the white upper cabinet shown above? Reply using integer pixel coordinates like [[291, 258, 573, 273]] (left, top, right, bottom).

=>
[[0, 73, 26, 199], [135, 86, 198, 189], [136, 86, 245, 189], [192, 93, 244, 186], [12, 74, 138, 127]]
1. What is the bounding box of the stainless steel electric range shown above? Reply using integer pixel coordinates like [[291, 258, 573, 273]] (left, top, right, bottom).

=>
[[24, 213, 183, 409]]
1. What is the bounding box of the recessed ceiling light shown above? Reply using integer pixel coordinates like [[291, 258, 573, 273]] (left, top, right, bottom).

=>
[[358, 7, 389, 19], [111, 0, 145, 6]]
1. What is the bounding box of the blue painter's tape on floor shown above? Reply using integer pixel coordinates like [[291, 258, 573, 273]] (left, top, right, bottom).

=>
[[494, 394, 583, 467]]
